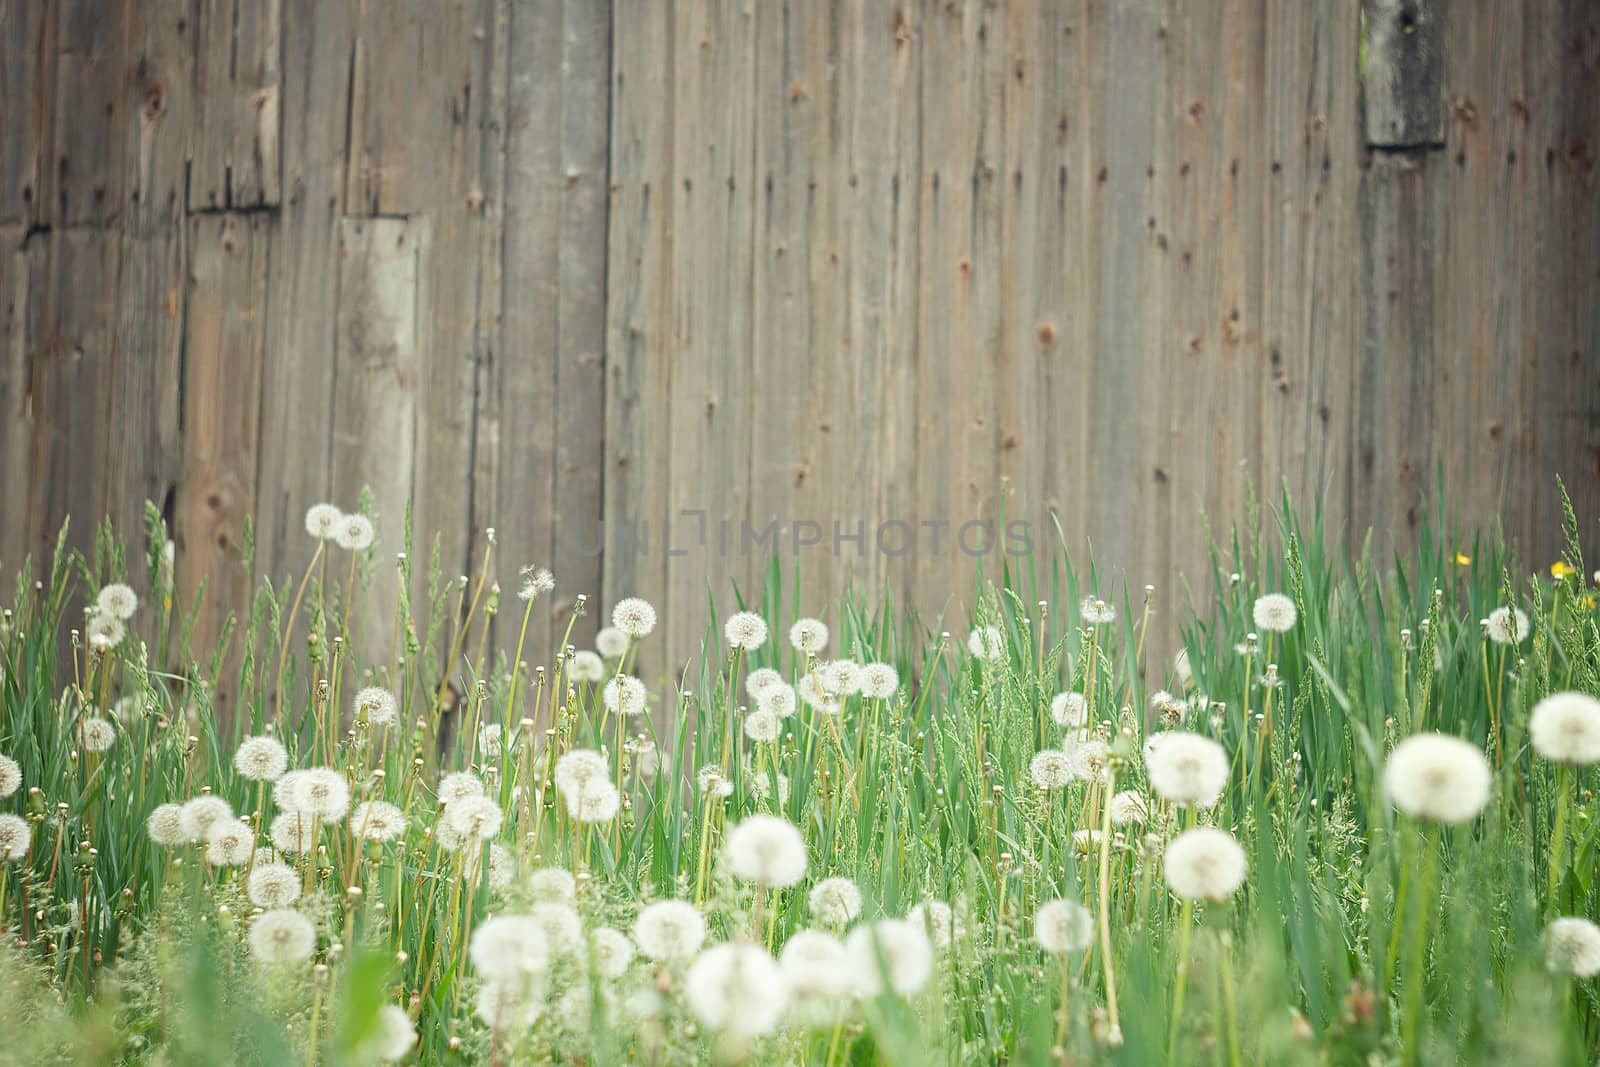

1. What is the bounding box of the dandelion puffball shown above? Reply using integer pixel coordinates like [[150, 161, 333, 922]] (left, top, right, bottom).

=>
[[1034, 899, 1094, 954], [809, 876, 863, 927], [724, 611, 769, 650], [80, 717, 116, 753], [1382, 732, 1492, 824], [610, 597, 657, 638], [350, 801, 407, 842], [518, 566, 555, 601], [96, 583, 138, 620], [860, 662, 900, 700], [589, 927, 636, 979], [0, 755, 20, 799], [0, 814, 31, 861], [967, 626, 1004, 661], [248, 909, 317, 965], [1109, 790, 1149, 826], [1146, 732, 1230, 808], [179, 795, 234, 842], [1252, 593, 1298, 633], [304, 503, 343, 540], [233, 735, 288, 782], [744, 708, 782, 745], [1163, 827, 1248, 901], [1546, 917, 1600, 977], [565, 780, 621, 824], [907, 900, 962, 948], [204, 819, 255, 866], [1051, 692, 1087, 729], [595, 626, 629, 659], [819, 659, 863, 696], [1029, 749, 1074, 790], [725, 814, 809, 888], [633, 900, 707, 961], [352, 686, 398, 727], [86, 613, 125, 650], [446, 796, 505, 840], [1068, 739, 1110, 783], [758, 684, 798, 719], [471, 915, 552, 979], [1529, 692, 1600, 765], [797, 674, 842, 716], [147, 803, 186, 846], [603, 674, 649, 717], [685, 942, 788, 1037], [248, 863, 302, 908], [789, 617, 830, 655], [746, 667, 785, 699], [270, 812, 319, 855], [1486, 605, 1530, 645], [569, 650, 605, 683], [529, 867, 577, 904], [554, 750, 607, 800], [334, 513, 375, 552], [292, 767, 351, 820], [1080, 597, 1116, 626], [438, 770, 487, 805], [845, 919, 934, 997], [370, 1005, 417, 1061]]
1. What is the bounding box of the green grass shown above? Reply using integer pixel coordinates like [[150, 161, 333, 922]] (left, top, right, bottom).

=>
[[0, 485, 1597, 1065]]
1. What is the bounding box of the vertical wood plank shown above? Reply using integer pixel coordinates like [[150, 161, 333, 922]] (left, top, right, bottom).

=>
[[0, 0, 53, 226], [192, 0, 283, 210], [50, 0, 129, 226]]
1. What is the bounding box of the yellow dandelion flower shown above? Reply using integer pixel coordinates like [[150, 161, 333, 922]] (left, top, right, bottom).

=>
[[1452, 552, 1472, 566], [1551, 561, 1577, 579]]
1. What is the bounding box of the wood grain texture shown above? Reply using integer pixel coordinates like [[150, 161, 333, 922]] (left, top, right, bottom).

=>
[[0, 0, 1593, 701]]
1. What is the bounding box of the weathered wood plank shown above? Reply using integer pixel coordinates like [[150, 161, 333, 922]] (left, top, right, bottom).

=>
[[0, 228, 36, 573], [177, 213, 269, 703], [50, 0, 130, 225], [1362, 0, 1444, 148], [191, 0, 283, 210], [330, 215, 428, 666], [124, 0, 196, 233], [0, 0, 52, 226]]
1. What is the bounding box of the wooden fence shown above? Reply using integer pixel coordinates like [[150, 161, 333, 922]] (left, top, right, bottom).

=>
[[2, 0, 1597, 701]]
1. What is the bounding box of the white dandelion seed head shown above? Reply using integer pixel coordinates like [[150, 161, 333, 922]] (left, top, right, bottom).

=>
[[746, 667, 785, 699], [685, 943, 788, 1037], [818, 659, 863, 696], [369, 1004, 416, 1062], [860, 662, 900, 700], [1382, 732, 1492, 824], [204, 819, 255, 867], [446, 796, 505, 841], [1546, 917, 1600, 977], [725, 814, 809, 888], [1051, 692, 1088, 729], [270, 812, 320, 855], [603, 674, 649, 717], [79, 716, 116, 753], [96, 583, 138, 620], [1069, 739, 1110, 784], [845, 918, 934, 998], [554, 750, 608, 800], [146, 803, 186, 846], [352, 687, 398, 727], [478, 723, 503, 758], [907, 900, 963, 948], [350, 800, 407, 842], [530, 902, 584, 956], [475, 980, 543, 1031], [724, 611, 769, 651], [747, 769, 789, 805], [633, 900, 707, 961], [1530, 692, 1600, 765], [304, 503, 343, 540], [568, 650, 605, 684], [797, 674, 842, 716], [293, 768, 350, 820], [179, 795, 234, 843], [335, 513, 375, 552], [471, 915, 552, 980], [518, 566, 555, 602], [1486, 605, 1530, 646], [1163, 827, 1248, 901], [248, 909, 316, 965], [1080, 597, 1117, 626], [247, 862, 302, 908], [610, 597, 657, 638], [233, 735, 289, 782], [1071, 829, 1106, 853], [595, 626, 630, 660], [1146, 731, 1230, 808], [780, 929, 850, 1026], [744, 708, 782, 745], [1252, 593, 1298, 633], [789, 618, 830, 655], [86, 612, 125, 651], [1030, 749, 1074, 791], [273, 770, 308, 812], [438, 771, 486, 806], [758, 683, 798, 719], [0, 814, 31, 861], [808, 877, 863, 927], [488, 843, 514, 893], [1034, 898, 1094, 954], [0, 755, 20, 799], [696, 764, 735, 799], [589, 927, 636, 979], [529, 867, 576, 904], [565, 779, 620, 824], [1109, 790, 1149, 827], [967, 626, 1004, 661]]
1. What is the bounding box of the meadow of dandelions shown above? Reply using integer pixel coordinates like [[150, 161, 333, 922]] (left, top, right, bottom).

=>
[[0, 492, 1599, 1065]]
